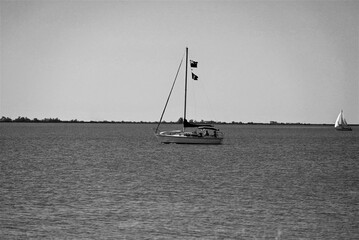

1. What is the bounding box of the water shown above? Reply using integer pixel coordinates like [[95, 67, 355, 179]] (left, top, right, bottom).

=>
[[1, 123, 358, 239]]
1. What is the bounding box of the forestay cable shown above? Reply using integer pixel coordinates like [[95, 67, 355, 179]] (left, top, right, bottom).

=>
[[155, 53, 185, 133]]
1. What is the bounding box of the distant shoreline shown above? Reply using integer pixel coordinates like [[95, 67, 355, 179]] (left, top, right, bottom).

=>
[[2, 116, 357, 126]]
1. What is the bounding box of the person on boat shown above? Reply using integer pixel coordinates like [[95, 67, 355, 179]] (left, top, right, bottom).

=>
[[213, 131, 217, 138], [205, 130, 209, 136]]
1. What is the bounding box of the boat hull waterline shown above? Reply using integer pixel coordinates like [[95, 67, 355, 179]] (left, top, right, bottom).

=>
[[156, 132, 223, 144]]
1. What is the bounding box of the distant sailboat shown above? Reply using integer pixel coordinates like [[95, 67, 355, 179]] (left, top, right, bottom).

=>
[[155, 47, 224, 144], [334, 110, 352, 131]]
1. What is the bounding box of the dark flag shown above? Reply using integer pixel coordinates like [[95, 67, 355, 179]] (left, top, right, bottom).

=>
[[190, 60, 198, 68], [192, 73, 198, 80]]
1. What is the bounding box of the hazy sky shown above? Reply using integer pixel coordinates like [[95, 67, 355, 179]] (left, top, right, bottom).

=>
[[1, 0, 358, 123]]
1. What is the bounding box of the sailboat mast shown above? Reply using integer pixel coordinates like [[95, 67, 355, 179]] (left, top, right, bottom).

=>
[[184, 47, 188, 126]]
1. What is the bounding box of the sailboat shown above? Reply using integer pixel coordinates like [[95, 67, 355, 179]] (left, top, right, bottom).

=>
[[155, 47, 224, 144], [334, 110, 352, 131]]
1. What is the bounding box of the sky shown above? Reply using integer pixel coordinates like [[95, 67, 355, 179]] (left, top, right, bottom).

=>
[[1, 0, 358, 124]]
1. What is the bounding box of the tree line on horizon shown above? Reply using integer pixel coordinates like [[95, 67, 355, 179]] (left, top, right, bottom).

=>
[[0, 116, 227, 124], [0, 116, 141, 123], [0, 116, 334, 125]]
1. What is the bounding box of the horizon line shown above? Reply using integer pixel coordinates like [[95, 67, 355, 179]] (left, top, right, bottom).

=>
[[1, 116, 355, 126]]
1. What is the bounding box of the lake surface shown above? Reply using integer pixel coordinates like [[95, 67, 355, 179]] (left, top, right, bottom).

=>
[[1, 123, 358, 239]]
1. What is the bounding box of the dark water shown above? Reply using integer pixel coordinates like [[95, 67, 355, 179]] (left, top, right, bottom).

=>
[[1, 123, 358, 239]]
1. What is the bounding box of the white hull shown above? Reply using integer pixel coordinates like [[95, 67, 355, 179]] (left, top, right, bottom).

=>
[[156, 132, 223, 144]]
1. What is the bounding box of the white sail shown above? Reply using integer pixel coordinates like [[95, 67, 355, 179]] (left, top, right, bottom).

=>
[[334, 111, 342, 128], [334, 110, 352, 131]]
